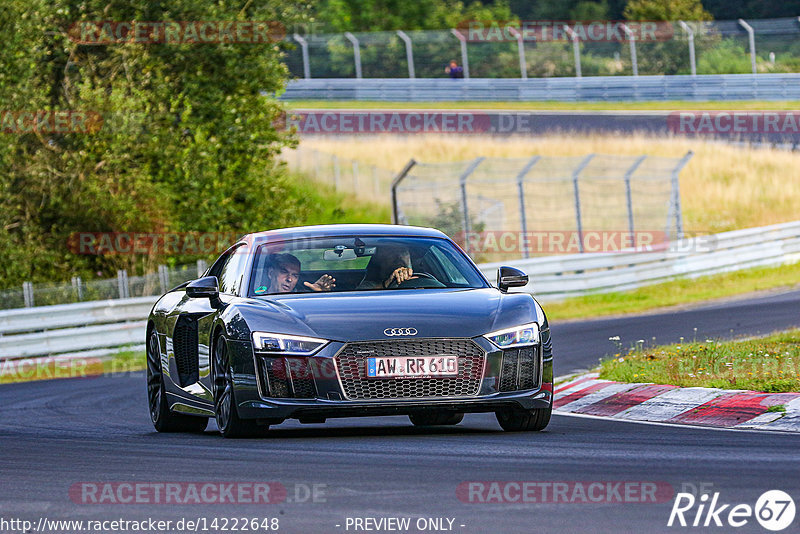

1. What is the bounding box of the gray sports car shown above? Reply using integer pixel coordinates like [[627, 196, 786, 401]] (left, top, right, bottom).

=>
[[146, 224, 553, 437]]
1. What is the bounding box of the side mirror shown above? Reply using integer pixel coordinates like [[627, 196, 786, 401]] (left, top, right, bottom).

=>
[[186, 276, 220, 300], [497, 266, 529, 293]]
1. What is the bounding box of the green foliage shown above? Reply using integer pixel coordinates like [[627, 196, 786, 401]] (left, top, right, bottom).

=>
[[696, 38, 749, 74], [621, 0, 714, 75], [313, 0, 514, 32], [623, 0, 713, 21], [570, 1, 611, 20], [0, 0, 391, 288]]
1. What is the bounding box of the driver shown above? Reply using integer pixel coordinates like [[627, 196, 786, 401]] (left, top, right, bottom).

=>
[[357, 245, 418, 289], [265, 253, 335, 293]]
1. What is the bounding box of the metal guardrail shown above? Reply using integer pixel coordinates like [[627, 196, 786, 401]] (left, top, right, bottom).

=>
[[0, 296, 156, 335], [0, 296, 156, 360], [1, 221, 798, 361], [479, 221, 800, 300], [282, 73, 800, 101]]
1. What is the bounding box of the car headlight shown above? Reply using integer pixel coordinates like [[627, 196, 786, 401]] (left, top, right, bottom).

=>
[[483, 323, 539, 348], [252, 332, 328, 355]]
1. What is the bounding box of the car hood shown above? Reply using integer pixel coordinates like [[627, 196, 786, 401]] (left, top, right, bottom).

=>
[[238, 288, 540, 342]]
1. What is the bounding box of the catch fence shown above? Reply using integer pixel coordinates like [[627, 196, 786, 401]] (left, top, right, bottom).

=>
[[391, 153, 693, 261], [284, 18, 800, 80]]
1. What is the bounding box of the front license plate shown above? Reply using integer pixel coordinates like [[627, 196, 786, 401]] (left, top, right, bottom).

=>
[[366, 356, 458, 378]]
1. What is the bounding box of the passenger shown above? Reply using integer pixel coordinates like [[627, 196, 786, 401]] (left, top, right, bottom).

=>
[[265, 253, 335, 293]]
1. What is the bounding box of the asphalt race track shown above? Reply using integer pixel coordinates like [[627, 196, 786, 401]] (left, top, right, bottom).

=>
[[1, 289, 799, 533]]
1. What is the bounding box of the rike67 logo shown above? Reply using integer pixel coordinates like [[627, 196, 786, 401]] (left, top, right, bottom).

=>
[[668, 490, 795, 531]]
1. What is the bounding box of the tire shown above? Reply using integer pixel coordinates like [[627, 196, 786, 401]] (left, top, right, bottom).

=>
[[212, 334, 269, 438], [146, 328, 208, 433], [495, 406, 551, 432], [409, 411, 464, 426]]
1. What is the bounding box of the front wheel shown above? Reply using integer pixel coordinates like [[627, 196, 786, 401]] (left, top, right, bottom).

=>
[[146, 328, 208, 433], [495, 406, 551, 432], [212, 334, 268, 438], [409, 411, 464, 426]]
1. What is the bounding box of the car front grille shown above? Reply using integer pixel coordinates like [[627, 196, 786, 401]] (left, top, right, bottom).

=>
[[498, 345, 540, 392], [334, 339, 485, 400]]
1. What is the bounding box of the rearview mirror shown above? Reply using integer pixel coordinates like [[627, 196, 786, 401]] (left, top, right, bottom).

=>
[[186, 276, 220, 300], [497, 266, 529, 293], [323, 248, 357, 261]]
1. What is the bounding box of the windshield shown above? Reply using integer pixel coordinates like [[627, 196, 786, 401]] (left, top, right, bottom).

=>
[[248, 236, 488, 296]]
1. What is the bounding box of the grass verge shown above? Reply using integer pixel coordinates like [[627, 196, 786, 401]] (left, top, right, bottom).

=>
[[544, 261, 800, 321], [598, 329, 800, 393], [0, 350, 145, 385], [287, 100, 800, 111]]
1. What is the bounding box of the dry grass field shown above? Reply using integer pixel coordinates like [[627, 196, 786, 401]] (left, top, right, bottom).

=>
[[299, 134, 800, 234]]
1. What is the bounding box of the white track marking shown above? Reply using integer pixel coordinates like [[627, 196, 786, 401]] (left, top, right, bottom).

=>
[[616, 387, 724, 422], [556, 382, 642, 412]]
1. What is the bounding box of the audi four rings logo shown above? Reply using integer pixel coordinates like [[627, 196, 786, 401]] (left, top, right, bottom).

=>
[[384, 328, 418, 336]]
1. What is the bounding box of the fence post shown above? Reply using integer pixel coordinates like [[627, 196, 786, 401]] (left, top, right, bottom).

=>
[[572, 155, 595, 253], [333, 155, 340, 190], [390, 159, 418, 224], [197, 259, 208, 276], [344, 32, 363, 79], [507, 27, 527, 79], [372, 165, 380, 198], [293, 33, 311, 79], [396, 30, 415, 78], [158, 265, 169, 294], [313, 149, 320, 179], [620, 24, 638, 76], [71, 276, 84, 301], [117, 270, 130, 299], [450, 29, 470, 79], [22, 281, 34, 308], [515, 156, 541, 258], [563, 25, 582, 77], [459, 157, 485, 255], [623, 155, 648, 248], [670, 151, 694, 240], [678, 21, 697, 76], [738, 19, 757, 74]]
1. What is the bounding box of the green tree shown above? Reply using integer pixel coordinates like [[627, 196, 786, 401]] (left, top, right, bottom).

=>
[[0, 0, 306, 285], [623, 0, 713, 20], [313, 0, 514, 32]]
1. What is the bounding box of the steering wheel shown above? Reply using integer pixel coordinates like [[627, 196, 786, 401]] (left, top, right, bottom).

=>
[[386, 271, 438, 289]]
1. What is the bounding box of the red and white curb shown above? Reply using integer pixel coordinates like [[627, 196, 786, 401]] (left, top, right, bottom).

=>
[[554, 373, 800, 432]]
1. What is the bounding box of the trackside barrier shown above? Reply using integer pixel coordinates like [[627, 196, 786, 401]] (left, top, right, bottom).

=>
[[0, 297, 156, 361], [0, 221, 798, 360], [282, 74, 800, 102], [479, 221, 800, 300]]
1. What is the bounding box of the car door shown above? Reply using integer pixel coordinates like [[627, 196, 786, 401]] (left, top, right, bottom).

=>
[[166, 243, 250, 403]]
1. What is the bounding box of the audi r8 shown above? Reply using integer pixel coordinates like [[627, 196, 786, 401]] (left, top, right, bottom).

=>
[[146, 224, 553, 438]]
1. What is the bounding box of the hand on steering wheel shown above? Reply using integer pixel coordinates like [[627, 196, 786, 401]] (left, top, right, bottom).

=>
[[385, 269, 436, 288]]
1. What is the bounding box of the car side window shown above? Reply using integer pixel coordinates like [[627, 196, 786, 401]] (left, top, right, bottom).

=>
[[428, 246, 468, 284], [218, 245, 249, 295], [208, 251, 231, 282]]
